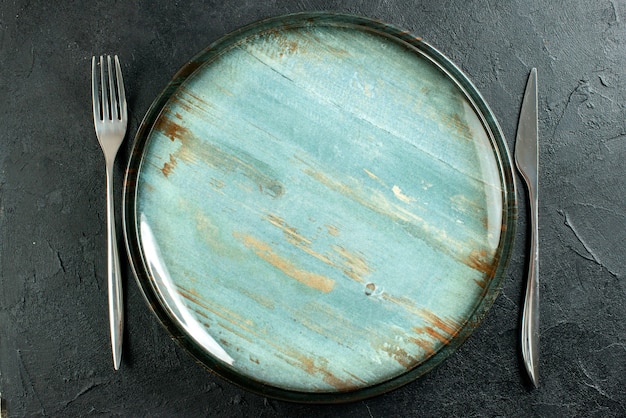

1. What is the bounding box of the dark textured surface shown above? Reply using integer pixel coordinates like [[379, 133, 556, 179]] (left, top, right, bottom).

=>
[[0, 1, 625, 416]]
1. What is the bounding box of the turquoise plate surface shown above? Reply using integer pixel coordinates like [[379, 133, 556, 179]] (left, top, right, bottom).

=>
[[124, 13, 516, 402]]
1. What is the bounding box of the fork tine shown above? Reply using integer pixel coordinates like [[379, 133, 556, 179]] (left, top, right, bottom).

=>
[[114, 55, 127, 120], [100, 56, 110, 121], [107, 55, 119, 120], [91, 56, 101, 121]]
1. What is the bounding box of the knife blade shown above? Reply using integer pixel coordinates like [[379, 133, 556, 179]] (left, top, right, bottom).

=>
[[515, 68, 539, 387]]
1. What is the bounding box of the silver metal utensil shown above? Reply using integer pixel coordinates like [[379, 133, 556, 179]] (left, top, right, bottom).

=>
[[515, 68, 539, 387], [92, 55, 128, 370]]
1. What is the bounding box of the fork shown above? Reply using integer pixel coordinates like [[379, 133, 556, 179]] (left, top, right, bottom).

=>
[[92, 55, 127, 370]]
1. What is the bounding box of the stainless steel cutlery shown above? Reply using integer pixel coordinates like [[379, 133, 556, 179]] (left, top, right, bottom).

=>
[[91, 55, 128, 370], [515, 68, 539, 387]]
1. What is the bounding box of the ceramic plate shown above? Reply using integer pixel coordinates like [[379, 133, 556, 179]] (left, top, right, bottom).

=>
[[123, 13, 516, 402]]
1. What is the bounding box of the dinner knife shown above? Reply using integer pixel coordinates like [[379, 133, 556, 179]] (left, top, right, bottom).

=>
[[515, 68, 539, 387]]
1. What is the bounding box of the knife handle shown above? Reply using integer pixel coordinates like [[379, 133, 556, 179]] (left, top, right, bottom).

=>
[[521, 187, 539, 387]]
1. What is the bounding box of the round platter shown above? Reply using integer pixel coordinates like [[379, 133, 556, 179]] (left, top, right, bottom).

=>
[[123, 12, 516, 402]]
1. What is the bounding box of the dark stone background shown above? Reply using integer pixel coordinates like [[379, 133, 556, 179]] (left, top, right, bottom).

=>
[[1, 0, 625, 416]]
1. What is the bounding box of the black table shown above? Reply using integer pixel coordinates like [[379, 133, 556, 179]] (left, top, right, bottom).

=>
[[1, 1, 625, 416]]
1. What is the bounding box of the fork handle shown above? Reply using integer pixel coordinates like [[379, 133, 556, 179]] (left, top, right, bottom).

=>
[[106, 165, 124, 370]]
